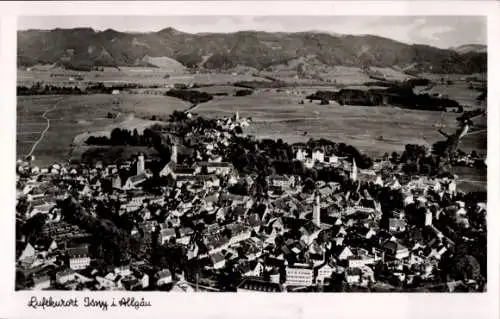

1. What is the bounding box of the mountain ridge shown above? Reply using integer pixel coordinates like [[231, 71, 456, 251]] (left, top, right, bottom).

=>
[[451, 44, 487, 54], [18, 27, 487, 74]]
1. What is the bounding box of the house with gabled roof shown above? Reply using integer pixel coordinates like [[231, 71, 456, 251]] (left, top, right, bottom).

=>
[[299, 221, 322, 245], [381, 240, 410, 260], [18, 242, 36, 264], [345, 267, 362, 284], [237, 277, 284, 292], [315, 261, 335, 284], [159, 228, 176, 245], [388, 218, 407, 233], [67, 244, 91, 270], [122, 173, 148, 190], [209, 252, 226, 269], [285, 262, 314, 287]]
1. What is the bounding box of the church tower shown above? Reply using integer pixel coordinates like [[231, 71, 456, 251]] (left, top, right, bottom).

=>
[[313, 191, 321, 227], [425, 208, 433, 226], [137, 153, 145, 175], [235, 109, 240, 122], [171, 144, 178, 164], [350, 158, 358, 182]]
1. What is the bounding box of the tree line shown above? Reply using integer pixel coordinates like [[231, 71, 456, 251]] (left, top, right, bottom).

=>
[[165, 89, 213, 104], [86, 127, 161, 147], [306, 84, 462, 112], [17, 82, 162, 96]]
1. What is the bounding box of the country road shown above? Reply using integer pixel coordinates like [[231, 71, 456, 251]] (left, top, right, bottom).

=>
[[26, 98, 64, 158]]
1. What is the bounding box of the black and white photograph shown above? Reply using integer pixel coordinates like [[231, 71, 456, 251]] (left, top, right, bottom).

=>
[[13, 13, 490, 294]]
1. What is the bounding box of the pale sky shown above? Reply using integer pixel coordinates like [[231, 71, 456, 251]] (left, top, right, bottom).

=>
[[18, 16, 486, 49]]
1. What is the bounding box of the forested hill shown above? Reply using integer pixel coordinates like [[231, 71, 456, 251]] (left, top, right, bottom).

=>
[[18, 27, 486, 74]]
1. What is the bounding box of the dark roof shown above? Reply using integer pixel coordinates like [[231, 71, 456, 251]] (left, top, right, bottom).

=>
[[56, 268, 76, 278], [33, 238, 56, 251], [360, 198, 376, 209], [179, 227, 194, 236], [221, 193, 248, 202], [345, 267, 362, 276], [282, 217, 308, 230], [300, 221, 321, 236], [265, 256, 286, 268], [382, 240, 408, 252], [198, 162, 233, 168], [160, 228, 176, 237], [33, 275, 51, 284], [205, 234, 229, 250], [156, 269, 172, 278], [247, 213, 262, 228], [270, 175, 291, 182], [128, 173, 148, 184], [210, 252, 226, 264], [173, 167, 196, 175], [67, 245, 89, 258], [176, 175, 197, 182], [232, 205, 247, 216], [238, 277, 283, 292]]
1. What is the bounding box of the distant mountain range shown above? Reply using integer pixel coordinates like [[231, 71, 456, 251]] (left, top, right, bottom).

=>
[[451, 44, 487, 54], [18, 27, 487, 74]]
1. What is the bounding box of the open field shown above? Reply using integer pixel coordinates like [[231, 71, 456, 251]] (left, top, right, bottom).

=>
[[195, 91, 486, 157], [116, 93, 191, 118], [369, 67, 413, 82], [196, 90, 486, 191], [18, 67, 271, 87], [17, 94, 191, 166], [72, 114, 165, 145], [193, 85, 245, 95], [419, 83, 484, 108], [261, 66, 374, 85]]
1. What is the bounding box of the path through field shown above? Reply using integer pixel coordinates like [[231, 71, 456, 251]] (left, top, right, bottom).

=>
[[26, 97, 64, 158]]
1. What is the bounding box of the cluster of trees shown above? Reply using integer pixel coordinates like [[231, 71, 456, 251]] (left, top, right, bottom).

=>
[[17, 84, 84, 95], [59, 197, 143, 266], [306, 85, 463, 112], [404, 78, 431, 87], [223, 136, 374, 187], [17, 82, 161, 96], [85, 127, 172, 161], [50, 73, 84, 80], [457, 108, 485, 122], [165, 89, 213, 104], [234, 89, 253, 97], [86, 128, 156, 146]]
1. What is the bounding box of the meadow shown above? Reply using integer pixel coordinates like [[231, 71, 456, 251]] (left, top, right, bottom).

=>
[[421, 83, 484, 108], [195, 91, 486, 157], [18, 67, 270, 87], [196, 90, 486, 191], [17, 94, 191, 166]]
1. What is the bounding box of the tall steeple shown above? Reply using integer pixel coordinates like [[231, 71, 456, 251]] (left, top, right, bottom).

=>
[[235, 108, 240, 122], [350, 158, 358, 182], [313, 190, 321, 227], [171, 144, 178, 164], [137, 153, 145, 175]]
